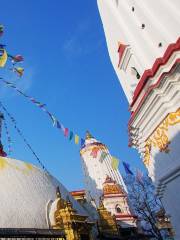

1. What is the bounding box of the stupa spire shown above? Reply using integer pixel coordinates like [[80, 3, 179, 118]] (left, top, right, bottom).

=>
[[85, 130, 93, 139]]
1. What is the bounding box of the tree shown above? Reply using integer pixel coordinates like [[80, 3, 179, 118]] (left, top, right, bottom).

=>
[[124, 174, 169, 240]]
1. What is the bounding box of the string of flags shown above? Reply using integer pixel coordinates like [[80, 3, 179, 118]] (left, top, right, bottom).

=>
[[0, 101, 48, 172], [0, 78, 85, 145], [0, 24, 24, 77], [0, 23, 143, 175], [0, 78, 121, 170]]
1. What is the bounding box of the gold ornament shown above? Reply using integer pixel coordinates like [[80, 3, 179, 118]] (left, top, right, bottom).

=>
[[97, 201, 119, 236], [52, 187, 94, 240], [143, 109, 180, 167]]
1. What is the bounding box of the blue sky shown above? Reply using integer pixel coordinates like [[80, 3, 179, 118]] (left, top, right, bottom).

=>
[[0, 0, 145, 190]]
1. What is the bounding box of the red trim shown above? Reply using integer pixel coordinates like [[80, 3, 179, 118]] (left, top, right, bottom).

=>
[[70, 190, 85, 196], [103, 194, 126, 198], [115, 214, 137, 219], [81, 142, 105, 150], [131, 37, 180, 108], [128, 59, 180, 127], [118, 43, 127, 67]]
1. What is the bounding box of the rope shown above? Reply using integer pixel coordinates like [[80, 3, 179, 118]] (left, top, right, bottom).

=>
[[3, 117, 12, 155], [0, 101, 48, 172]]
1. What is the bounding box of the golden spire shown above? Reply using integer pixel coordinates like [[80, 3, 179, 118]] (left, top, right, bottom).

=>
[[86, 131, 93, 139]]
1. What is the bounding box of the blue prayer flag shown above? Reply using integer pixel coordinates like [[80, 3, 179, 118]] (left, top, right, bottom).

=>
[[81, 138, 85, 147], [123, 161, 133, 175]]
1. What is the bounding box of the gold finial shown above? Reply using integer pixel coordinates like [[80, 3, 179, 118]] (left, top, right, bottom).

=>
[[86, 131, 93, 139]]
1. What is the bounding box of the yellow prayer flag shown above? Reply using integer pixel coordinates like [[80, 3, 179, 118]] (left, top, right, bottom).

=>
[[0, 49, 8, 67], [75, 134, 79, 145], [111, 156, 119, 170]]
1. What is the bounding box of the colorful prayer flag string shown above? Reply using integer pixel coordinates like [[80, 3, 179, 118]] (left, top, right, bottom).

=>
[[0, 101, 48, 172], [0, 79, 122, 170], [0, 78, 78, 147]]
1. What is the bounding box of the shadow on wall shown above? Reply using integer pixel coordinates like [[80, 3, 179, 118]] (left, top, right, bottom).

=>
[[154, 131, 180, 239], [82, 158, 104, 207], [154, 131, 180, 183]]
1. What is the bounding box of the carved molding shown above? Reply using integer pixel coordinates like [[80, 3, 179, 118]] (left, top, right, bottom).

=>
[[143, 108, 180, 167]]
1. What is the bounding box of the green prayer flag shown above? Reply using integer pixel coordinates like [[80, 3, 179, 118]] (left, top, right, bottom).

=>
[[111, 156, 119, 170], [99, 151, 108, 163], [69, 131, 73, 141]]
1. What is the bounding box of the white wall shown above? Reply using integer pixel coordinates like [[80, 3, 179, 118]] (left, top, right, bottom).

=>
[[97, 0, 180, 103]]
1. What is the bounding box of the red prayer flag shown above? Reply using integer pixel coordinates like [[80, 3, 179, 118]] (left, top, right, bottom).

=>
[[90, 147, 100, 158], [64, 128, 69, 137]]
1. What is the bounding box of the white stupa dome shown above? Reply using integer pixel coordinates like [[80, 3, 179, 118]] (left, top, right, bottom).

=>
[[0, 156, 87, 228]]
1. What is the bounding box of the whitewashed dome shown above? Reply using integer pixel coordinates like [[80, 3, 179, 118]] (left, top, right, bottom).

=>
[[0, 156, 87, 228]]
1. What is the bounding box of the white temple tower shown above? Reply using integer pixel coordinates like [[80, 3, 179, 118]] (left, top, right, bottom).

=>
[[80, 131, 126, 206], [97, 0, 180, 238], [102, 175, 137, 230]]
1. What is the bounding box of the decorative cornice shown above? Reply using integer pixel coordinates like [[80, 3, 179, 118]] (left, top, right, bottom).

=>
[[129, 59, 180, 127], [103, 194, 126, 199], [131, 37, 180, 107], [115, 214, 137, 219], [70, 190, 85, 197]]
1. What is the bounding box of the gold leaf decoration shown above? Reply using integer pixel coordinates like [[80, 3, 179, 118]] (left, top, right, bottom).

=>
[[143, 108, 180, 167]]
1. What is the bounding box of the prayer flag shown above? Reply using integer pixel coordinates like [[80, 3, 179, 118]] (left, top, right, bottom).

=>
[[75, 135, 79, 144], [99, 151, 108, 163], [46, 111, 56, 126], [56, 121, 62, 129], [111, 156, 119, 170], [59, 123, 65, 132], [0, 44, 6, 48], [64, 128, 69, 137], [38, 103, 46, 108], [136, 169, 143, 182], [51, 115, 57, 127], [123, 161, 133, 175], [12, 55, 24, 63], [90, 147, 100, 158], [81, 138, 85, 147], [0, 25, 4, 36], [69, 131, 73, 141], [0, 49, 7, 67], [14, 67, 24, 77]]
